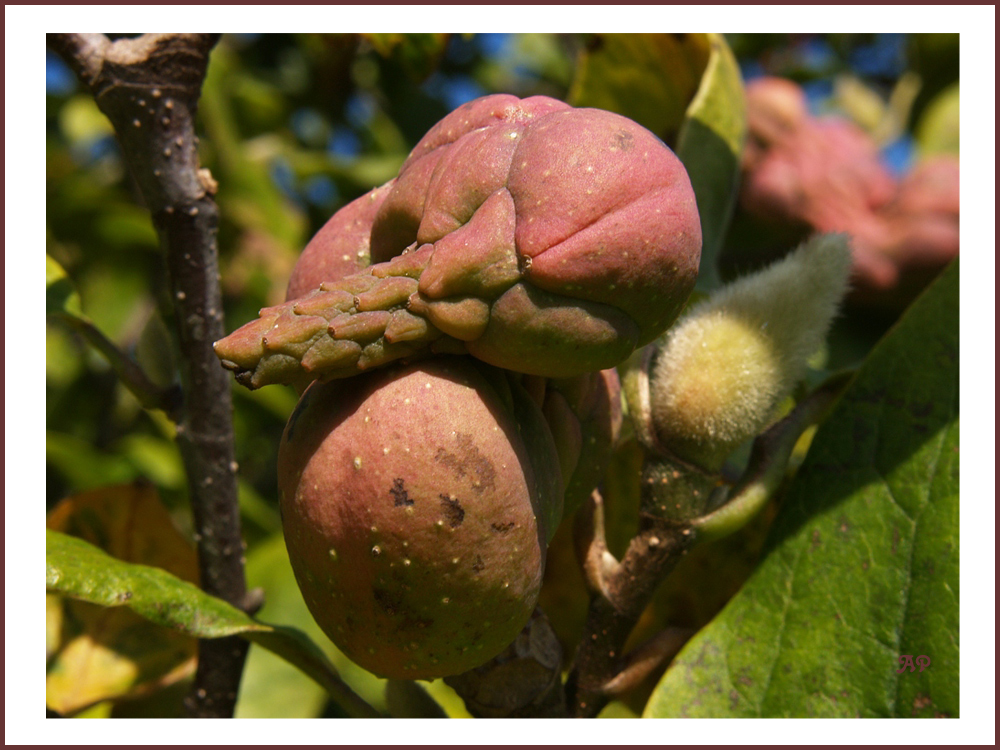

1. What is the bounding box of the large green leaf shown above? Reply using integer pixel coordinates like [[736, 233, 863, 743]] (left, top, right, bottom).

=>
[[674, 34, 746, 291], [46, 529, 380, 718], [568, 33, 712, 144], [645, 260, 958, 718], [235, 533, 388, 718]]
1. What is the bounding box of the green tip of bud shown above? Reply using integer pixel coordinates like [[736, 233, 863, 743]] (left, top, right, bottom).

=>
[[650, 233, 852, 471]]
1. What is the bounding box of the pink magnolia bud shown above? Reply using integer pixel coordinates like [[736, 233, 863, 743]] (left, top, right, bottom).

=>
[[216, 94, 702, 389]]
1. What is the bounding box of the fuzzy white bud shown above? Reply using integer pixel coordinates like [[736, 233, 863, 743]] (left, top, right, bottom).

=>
[[650, 233, 852, 471]]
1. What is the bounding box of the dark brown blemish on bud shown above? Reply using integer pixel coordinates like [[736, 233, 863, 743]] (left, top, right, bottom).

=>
[[440, 495, 465, 527], [612, 129, 634, 152], [491, 521, 515, 534], [434, 433, 496, 495], [471, 554, 485, 573], [390, 477, 413, 507]]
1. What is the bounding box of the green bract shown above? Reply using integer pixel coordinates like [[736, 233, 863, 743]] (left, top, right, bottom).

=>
[[215, 94, 702, 390]]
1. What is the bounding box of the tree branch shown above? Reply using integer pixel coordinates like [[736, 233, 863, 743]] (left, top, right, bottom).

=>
[[49, 33, 249, 718], [567, 496, 694, 717], [55, 312, 182, 422]]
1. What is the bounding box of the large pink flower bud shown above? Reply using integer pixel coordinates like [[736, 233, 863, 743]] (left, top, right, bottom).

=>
[[215, 94, 702, 389]]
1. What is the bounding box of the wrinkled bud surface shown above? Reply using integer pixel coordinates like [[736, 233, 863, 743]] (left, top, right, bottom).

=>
[[286, 180, 395, 300], [650, 234, 851, 472], [215, 94, 701, 389], [278, 357, 563, 679]]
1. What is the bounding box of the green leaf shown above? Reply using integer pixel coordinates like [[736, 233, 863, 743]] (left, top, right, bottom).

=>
[[46, 254, 83, 319], [568, 33, 712, 144], [675, 34, 746, 291], [47, 431, 139, 491], [200, 44, 307, 253], [915, 82, 959, 157], [385, 680, 448, 718], [46, 530, 380, 718], [235, 536, 328, 718], [645, 260, 958, 718], [58, 94, 115, 146], [235, 533, 387, 718]]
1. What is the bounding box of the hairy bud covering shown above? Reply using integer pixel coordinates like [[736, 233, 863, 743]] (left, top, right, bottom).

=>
[[650, 234, 852, 471]]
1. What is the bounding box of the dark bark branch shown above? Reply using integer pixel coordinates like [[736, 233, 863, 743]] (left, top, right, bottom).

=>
[[567, 498, 694, 717], [49, 33, 249, 718]]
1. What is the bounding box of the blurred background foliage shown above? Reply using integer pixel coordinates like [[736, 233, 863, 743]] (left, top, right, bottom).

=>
[[46, 32, 959, 718]]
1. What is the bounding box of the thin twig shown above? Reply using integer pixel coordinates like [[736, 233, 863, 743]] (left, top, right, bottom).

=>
[[55, 313, 182, 421], [49, 33, 249, 718]]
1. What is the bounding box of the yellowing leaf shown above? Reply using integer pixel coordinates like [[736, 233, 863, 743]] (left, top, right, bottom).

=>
[[46, 530, 380, 718], [46, 483, 199, 715], [47, 483, 199, 582]]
